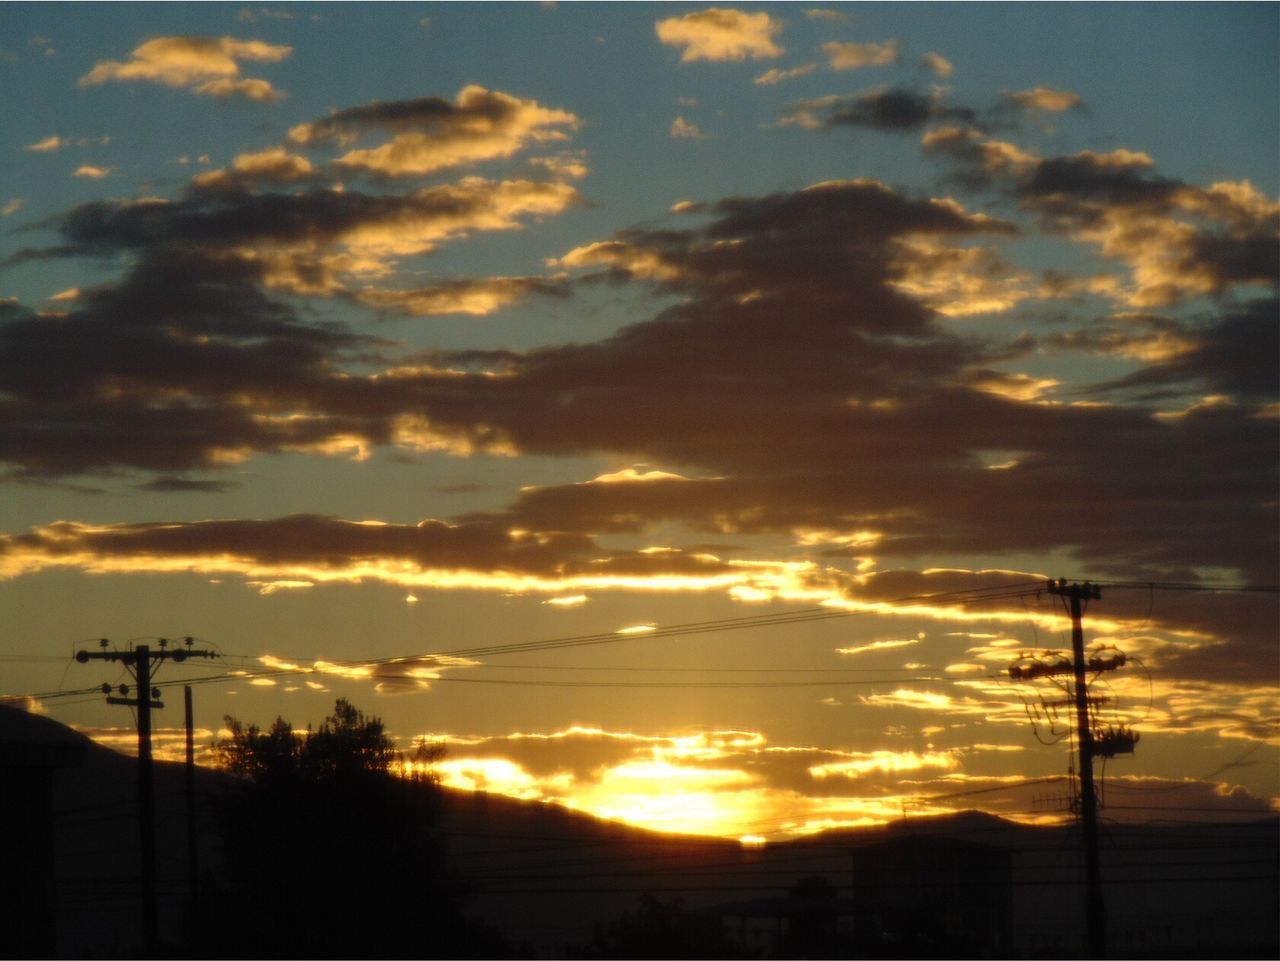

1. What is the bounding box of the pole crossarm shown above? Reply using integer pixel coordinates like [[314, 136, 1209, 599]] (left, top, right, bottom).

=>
[[75, 637, 218, 667], [105, 696, 165, 709], [1045, 577, 1101, 602]]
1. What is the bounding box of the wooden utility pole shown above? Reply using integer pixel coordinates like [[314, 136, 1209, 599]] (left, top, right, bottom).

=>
[[76, 638, 216, 957], [184, 685, 199, 907], [1047, 579, 1106, 959]]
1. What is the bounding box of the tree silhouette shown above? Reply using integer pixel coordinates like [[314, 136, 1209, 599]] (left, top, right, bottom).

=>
[[199, 699, 519, 959], [214, 714, 299, 782], [214, 698, 404, 784]]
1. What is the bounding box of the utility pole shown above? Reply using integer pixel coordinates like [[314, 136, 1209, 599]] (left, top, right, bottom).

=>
[[76, 638, 217, 957], [1010, 581, 1138, 959], [184, 685, 199, 909], [1046, 579, 1106, 960]]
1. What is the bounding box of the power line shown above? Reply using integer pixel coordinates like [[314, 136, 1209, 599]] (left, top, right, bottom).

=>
[[1090, 580, 1280, 594], [5, 579, 1051, 704], [8, 576, 1273, 706], [438, 662, 931, 673], [453, 873, 1280, 897], [425, 674, 948, 689]]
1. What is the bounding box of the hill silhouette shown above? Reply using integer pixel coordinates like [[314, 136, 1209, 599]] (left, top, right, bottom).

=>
[[5, 704, 1276, 958]]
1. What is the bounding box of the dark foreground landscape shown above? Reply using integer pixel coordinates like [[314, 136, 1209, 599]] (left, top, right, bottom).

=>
[[4, 704, 1276, 959]]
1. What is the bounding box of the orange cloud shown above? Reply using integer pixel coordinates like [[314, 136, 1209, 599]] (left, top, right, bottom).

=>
[[26, 135, 69, 152], [754, 64, 817, 86], [1005, 85, 1083, 113], [925, 136, 1278, 309], [79, 36, 291, 101], [0, 514, 807, 599], [888, 236, 1033, 316], [919, 52, 953, 77], [527, 151, 590, 180], [357, 275, 567, 317], [670, 116, 706, 140], [288, 86, 579, 178], [397, 723, 1278, 839], [837, 638, 920, 657], [222, 177, 581, 295], [257, 651, 480, 695], [656, 9, 784, 62], [921, 127, 1040, 176], [822, 39, 900, 71], [192, 147, 316, 190]]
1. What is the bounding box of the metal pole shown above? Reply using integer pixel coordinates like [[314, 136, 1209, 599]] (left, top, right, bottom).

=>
[[1067, 587, 1106, 958], [135, 646, 158, 957]]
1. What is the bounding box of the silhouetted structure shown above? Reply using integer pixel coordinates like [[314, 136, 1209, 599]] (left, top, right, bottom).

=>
[[848, 834, 1013, 957], [576, 894, 751, 959], [713, 876, 855, 958]]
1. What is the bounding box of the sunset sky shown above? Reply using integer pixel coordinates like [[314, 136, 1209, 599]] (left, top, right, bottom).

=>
[[2, 2, 1277, 841]]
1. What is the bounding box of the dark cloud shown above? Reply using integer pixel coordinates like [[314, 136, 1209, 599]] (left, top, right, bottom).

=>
[[289, 94, 503, 144], [780, 87, 978, 133], [1077, 299, 1280, 401], [8, 237, 404, 460], [4, 510, 1272, 684], [0, 89, 585, 478], [0, 169, 579, 478], [286, 86, 580, 178], [1183, 227, 1280, 294], [401, 182, 1274, 589], [3, 244, 92, 266], [1019, 156, 1279, 305], [0, 251, 371, 477], [0, 513, 741, 584], [48, 179, 577, 258], [473, 390, 1276, 587], [2, 160, 1274, 671], [135, 476, 239, 493], [924, 136, 1280, 307], [433, 482, 492, 495], [1019, 151, 1183, 223]]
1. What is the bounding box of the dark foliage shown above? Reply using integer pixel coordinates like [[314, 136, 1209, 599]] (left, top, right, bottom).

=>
[[197, 699, 525, 959]]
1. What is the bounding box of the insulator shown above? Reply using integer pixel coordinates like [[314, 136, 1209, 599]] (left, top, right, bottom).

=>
[[99, 638, 109, 648], [172, 649, 187, 662], [76, 651, 89, 663], [119, 684, 129, 696], [152, 688, 161, 699], [159, 637, 168, 648], [184, 636, 194, 647], [101, 683, 111, 695]]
